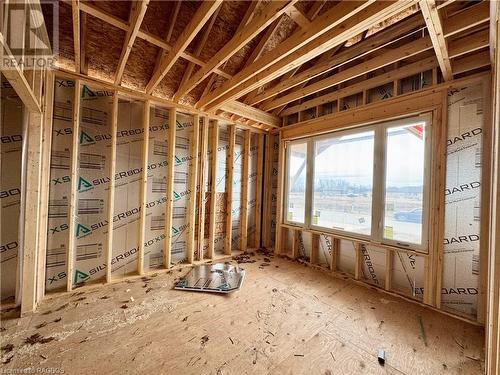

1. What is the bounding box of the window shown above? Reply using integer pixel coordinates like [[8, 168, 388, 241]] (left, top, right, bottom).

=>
[[312, 131, 374, 236], [285, 142, 307, 224], [383, 123, 426, 245], [283, 115, 431, 252]]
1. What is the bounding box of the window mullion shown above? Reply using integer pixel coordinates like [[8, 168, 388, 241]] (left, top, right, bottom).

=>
[[371, 126, 386, 242], [304, 139, 314, 229]]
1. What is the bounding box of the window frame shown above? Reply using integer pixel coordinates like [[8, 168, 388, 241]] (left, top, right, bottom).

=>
[[283, 139, 309, 227], [284, 113, 432, 254]]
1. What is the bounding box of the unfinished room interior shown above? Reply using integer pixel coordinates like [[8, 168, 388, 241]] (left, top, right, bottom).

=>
[[1, 0, 500, 373]]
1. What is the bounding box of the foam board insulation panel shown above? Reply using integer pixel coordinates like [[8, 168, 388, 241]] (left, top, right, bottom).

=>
[[0, 77, 24, 302], [269, 134, 279, 247], [144, 104, 169, 269], [171, 112, 193, 264], [45, 78, 75, 291], [442, 82, 485, 319], [112, 97, 143, 278]]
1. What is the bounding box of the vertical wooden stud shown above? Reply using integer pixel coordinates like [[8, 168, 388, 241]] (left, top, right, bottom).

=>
[[224, 124, 235, 255], [275, 136, 285, 254], [137, 100, 150, 275], [311, 233, 319, 264], [197, 116, 209, 261], [186, 114, 200, 263], [330, 237, 339, 272], [106, 93, 118, 283], [66, 80, 81, 292], [292, 229, 300, 259], [354, 242, 362, 280], [240, 130, 250, 252], [385, 250, 393, 291], [208, 121, 218, 259], [164, 108, 176, 268], [254, 133, 264, 248]]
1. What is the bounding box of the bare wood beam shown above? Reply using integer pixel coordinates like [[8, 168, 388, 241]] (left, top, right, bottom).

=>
[[263, 35, 433, 111], [249, 13, 425, 106], [115, 0, 149, 85], [443, 1, 489, 37], [199, 0, 417, 111], [451, 49, 490, 75], [173, 7, 221, 100], [72, 0, 80, 73], [78, 2, 232, 79], [0, 33, 41, 112], [80, 12, 88, 74], [220, 101, 280, 128], [420, 0, 452, 81], [286, 5, 311, 29], [145, 1, 222, 94], [175, 1, 296, 100], [448, 28, 489, 58], [281, 56, 439, 116]]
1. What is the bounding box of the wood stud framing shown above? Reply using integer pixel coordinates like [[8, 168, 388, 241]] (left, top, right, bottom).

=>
[[164, 108, 177, 268], [224, 125, 236, 255], [187, 115, 200, 263], [208, 121, 219, 259], [138, 100, 151, 275]]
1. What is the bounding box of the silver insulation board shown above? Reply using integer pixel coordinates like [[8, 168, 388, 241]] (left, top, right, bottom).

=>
[[0, 77, 23, 302]]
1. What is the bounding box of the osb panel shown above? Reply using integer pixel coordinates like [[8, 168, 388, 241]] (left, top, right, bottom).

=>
[[294, 0, 315, 16], [198, 1, 250, 62], [183, 75, 212, 106], [260, 14, 297, 59], [86, 15, 125, 83], [57, 2, 75, 69], [224, 36, 262, 76], [122, 38, 160, 91], [153, 58, 188, 99], [85, 0, 131, 21], [170, 1, 201, 53], [141, 0, 173, 39]]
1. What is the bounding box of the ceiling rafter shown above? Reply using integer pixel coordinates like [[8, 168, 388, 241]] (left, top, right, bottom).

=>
[[249, 12, 425, 106], [145, 0, 223, 94], [71, 0, 80, 73], [152, 1, 181, 75], [174, 0, 296, 100], [443, 1, 489, 38], [262, 35, 433, 111], [199, 0, 416, 111], [420, 0, 452, 81], [173, 7, 221, 100], [286, 5, 311, 29], [114, 0, 150, 85]]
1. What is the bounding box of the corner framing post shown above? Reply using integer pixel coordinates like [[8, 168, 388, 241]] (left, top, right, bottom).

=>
[[164, 108, 177, 268], [187, 114, 200, 264], [20, 111, 44, 314], [224, 124, 235, 255], [138, 100, 150, 275], [37, 70, 55, 303], [66, 79, 81, 292], [208, 121, 219, 259], [106, 93, 118, 282]]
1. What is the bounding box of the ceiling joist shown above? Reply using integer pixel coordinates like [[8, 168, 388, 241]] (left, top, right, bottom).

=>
[[145, 0, 223, 94], [174, 0, 296, 100], [420, 0, 452, 81], [114, 0, 150, 85]]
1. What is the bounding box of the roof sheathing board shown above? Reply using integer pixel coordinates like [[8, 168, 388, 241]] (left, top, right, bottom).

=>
[[86, 15, 126, 83], [141, 0, 174, 40], [86, 0, 131, 21], [122, 38, 160, 91], [57, 2, 76, 70]]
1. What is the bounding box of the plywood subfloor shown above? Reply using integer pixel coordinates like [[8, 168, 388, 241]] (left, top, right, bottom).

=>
[[0, 252, 484, 374]]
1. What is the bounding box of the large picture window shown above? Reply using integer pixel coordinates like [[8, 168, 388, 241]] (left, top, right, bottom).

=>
[[284, 115, 431, 252]]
